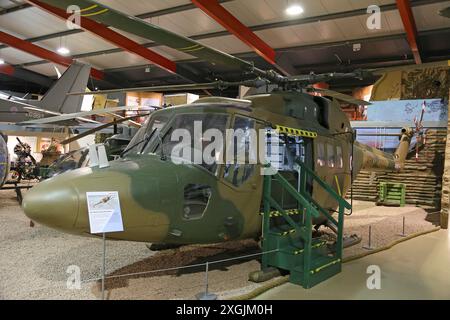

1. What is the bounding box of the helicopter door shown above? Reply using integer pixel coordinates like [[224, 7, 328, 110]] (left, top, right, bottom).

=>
[[218, 115, 263, 239], [267, 132, 314, 209]]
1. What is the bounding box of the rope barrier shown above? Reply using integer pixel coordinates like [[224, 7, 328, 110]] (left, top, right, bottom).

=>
[[21, 248, 280, 295]]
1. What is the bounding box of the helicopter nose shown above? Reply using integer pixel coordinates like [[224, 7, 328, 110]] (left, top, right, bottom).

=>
[[22, 180, 79, 230]]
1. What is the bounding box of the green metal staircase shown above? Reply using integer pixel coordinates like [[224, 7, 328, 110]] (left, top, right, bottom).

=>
[[261, 160, 351, 288]]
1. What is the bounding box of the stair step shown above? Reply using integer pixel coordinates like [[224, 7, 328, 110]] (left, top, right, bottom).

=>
[[292, 256, 340, 273], [287, 239, 327, 255], [269, 228, 296, 236], [311, 259, 340, 275], [260, 209, 301, 218]]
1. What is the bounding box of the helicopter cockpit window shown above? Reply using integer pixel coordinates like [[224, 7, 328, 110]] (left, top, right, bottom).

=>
[[336, 145, 343, 169], [153, 113, 229, 175], [317, 143, 325, 167], [223, 116, 256, 187], [327, 143, 335, 168], [123, 114, 170, 156], [183, 184, 212, 220], [46, 147, 89, 178]]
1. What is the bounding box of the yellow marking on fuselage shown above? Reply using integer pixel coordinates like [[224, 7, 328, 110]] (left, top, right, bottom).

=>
[[334, 175, 342, 196]]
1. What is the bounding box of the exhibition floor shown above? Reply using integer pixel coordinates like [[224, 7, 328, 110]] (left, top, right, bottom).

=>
[[256, 229, 450, 300]]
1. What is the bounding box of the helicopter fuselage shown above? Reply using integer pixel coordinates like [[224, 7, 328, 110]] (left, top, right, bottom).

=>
[[22, 91, 399, 244]]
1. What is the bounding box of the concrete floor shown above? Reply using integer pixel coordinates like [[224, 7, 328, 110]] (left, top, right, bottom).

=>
[[256, 229, 450, 300]]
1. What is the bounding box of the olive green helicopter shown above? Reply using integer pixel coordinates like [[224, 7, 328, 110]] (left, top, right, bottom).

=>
[[23, 0, 420, 258]]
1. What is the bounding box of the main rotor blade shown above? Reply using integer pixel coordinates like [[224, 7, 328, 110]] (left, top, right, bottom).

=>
[[312, 88, 372, 106], [289, 70, 374, 84], [60, 114, 150, 145], [357, 133, 403, 137], [38, 0, 261, 75], [68, 79, 268, 96], [19, 106, 145, 124]]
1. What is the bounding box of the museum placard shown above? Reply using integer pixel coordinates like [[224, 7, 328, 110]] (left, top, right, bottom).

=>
[[86, 191, 124, 234]]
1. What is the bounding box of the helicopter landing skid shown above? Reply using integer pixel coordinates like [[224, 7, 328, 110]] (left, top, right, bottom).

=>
[[342, 234, 362, 248], [146, 243, 183, 251], [328, 234, 362, 253], [248, 267, 282, 283]]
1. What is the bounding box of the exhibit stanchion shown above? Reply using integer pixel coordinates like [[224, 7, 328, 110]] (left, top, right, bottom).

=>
[[102, 232, 106, 300], [86, 189, 124, 301], [196, 261, 217, 300], [363, 225, 375, 250], [398, 216, 407, 237]]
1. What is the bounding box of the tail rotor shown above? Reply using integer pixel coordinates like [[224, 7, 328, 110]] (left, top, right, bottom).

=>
[[413, 101, 427, 160]]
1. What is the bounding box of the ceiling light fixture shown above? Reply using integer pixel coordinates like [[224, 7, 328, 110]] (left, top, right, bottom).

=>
[[57, 47, 70, 56], [286, 4, 304, 16]]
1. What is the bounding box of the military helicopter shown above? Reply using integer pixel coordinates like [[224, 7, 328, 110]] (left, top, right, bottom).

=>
[[23, 0, 418, 251]]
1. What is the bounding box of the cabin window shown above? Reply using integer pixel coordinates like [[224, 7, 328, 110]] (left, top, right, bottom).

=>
[[317, 143, 325, 167], [336, 145, 344, 169], [183, 184, 211, 220], [223, 116, 256, 187], [327, 143, 335, 168], [153, 113, 229, 175]]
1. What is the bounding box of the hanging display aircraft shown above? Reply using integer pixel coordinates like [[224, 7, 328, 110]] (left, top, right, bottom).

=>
[[0, 61, 149, 186], [0, 62, 95, 124]]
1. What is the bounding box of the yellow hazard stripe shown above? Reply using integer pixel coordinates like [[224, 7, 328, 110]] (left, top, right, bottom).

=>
[[274, 229, 296, 236], [259, 209, 300, 217], [80, 4, 98, 12], [310, 259, 341, 274], [82, 8, 109, 17], [293, 241, 326, 255], [275, 125, 317, 138]]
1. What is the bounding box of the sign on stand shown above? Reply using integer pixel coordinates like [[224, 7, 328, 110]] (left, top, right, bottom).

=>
[[87, 191, 124, 234], [86, 191, 124, 300]]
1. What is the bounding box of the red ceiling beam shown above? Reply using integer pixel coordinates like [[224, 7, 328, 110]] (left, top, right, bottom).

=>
[[26, 0, 177, 74], [0, 64, 15, 76], [396, 0, 422, 64], [0, 31, 105, 80], [191, 0, 276, 66]]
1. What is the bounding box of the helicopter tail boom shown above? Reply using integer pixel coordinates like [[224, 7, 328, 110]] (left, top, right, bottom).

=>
[[354, 127, 413, 174]]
